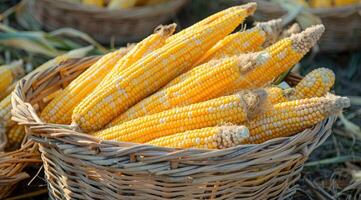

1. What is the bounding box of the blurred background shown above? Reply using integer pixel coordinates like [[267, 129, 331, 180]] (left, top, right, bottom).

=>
[[0, 0, 360, 199]]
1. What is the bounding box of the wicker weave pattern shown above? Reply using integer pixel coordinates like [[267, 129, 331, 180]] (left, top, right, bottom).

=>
[[28, 0, 188, 44], [11, 58, 335, 199], [241, 0, 361, 52]]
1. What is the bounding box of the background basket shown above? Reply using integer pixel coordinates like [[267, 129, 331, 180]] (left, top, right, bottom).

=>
[[11, 58, 336, 199], [241, 0, 361, 52], [27, 0, 188, 44]]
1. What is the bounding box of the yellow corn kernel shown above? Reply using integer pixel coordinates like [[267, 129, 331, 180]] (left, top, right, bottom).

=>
[[195, 19, 283, 65], [0, 95, 13, 128], [73, 4, 257, 132], [43, 89, 63, 104], [265, 87, 295, 104], [0, 61, 24, 95], [5, 125, 25, 150], [291, 68, 335, 100], [167, 3, 257, 44], [147, 125, 249, 149], [41, 46, 131, 124], [93, 90, 267, 143], [242, 95, 350, 144]]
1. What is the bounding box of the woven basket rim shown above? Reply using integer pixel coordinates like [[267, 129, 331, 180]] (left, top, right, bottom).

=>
[[10, 57, 336, 155], [246, 0, 361, 17], [35, 0, 188, 18]]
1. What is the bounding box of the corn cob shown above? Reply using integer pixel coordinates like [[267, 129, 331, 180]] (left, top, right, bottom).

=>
[[291, 68, 335, 100], [43, 89, 63, 104], [0, 81, 17, 101], [5, 125, 25, 150], [147, 125, 249, 149], [41, 46, 132, 124], [73, 4, 257, 132], [94, 90, 267, 143], [107, 55, 268, 125], [97, 24, 176, 88], [165, 25, 324, 93], [194, 19, 283, 66], [4, 47, 92, 127], [228, 25, 324, 91], [82, 0, 104, 7], [167, 3, 257, 43], [0, 61, 24, 95], [0, 95, 14, 129], [242, 95, 350, 144], [108, 26, 324, 126]]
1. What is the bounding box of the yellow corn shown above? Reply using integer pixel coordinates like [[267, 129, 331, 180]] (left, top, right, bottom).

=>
[[0, 95, 13, 128], [228, 25, 324, 91], [291, 68, 335, 100], [147, 125, 249, 149], [43, 89, 63, 103], [82, 0, 104, 7], [242, 95, 350, 144], [73, 4, 257, 132], [265, 87, 295, 104], [97, 24, 176, 88], [334, 0, 359, 7], [167, 3, 257, 44], [94, 90, 267, 143], [107, 54, 280, 125], [41, 46, 131, 124], [0, 81, 17, 101], [0, 61, 24, 95], [310, 0, 332, 7], [165, 25, 324, 95], [108, 26, 324, 126], [5, 125, 25, 150], [195, 19, 283, 65]]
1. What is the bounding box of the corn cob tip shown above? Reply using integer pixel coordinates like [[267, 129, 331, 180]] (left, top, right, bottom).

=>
[[290, 24, 325, 54], [217, 125, 249, 149], [255, 18, 283, 47], [237, 89, 268, 119], [154, 23, 177, 37], [324, 95, 350, 115], [255, 18, 283, 35], [240, 2, 257, 15]]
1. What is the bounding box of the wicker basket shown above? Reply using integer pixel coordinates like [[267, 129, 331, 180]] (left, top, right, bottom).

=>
[[11, 58, 336, 199], [241, 0, 361, 52], [28, 0, 188, 44], [0, 57, 99, 199]]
